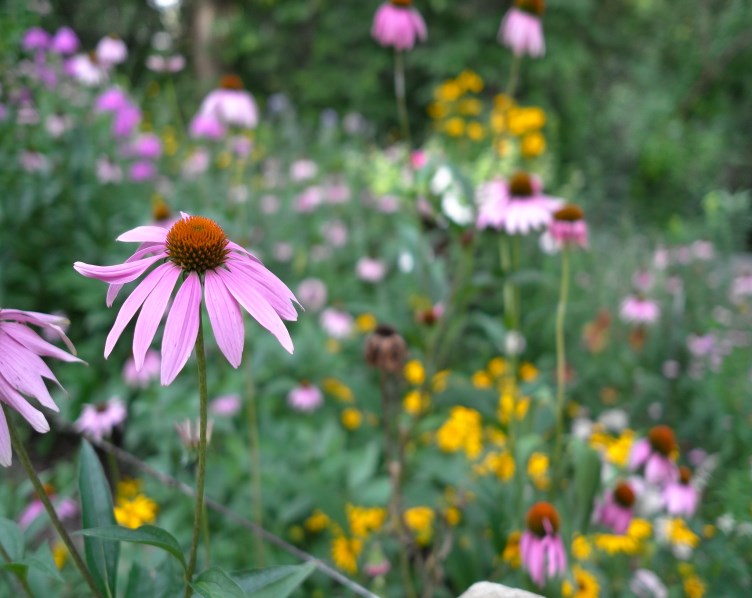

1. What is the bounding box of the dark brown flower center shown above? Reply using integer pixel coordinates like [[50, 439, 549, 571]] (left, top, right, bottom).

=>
[[166, 216, 229, 273], [220, 74, 244, 90], [95, 402, 110, 413], [554, 203, 584, 222], [509, 172, 534, 198], [515, 0, 545, 16], [526, 502, 559, 537], [391, 0, 412, 6], [648, 425, 676, 457], [88, 50, 100, 64], [679, 466, 692, 485], [613, 482, 636, 508], [153, 199, 171, 222]]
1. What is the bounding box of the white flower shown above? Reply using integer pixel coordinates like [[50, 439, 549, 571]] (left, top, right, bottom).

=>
[[430, 165, 453, 194], [441, 190, 473, 226]]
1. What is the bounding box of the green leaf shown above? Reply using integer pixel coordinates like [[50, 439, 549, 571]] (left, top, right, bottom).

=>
[[23, 543, 64, 581], [79, 440, 119, 598], [191, 567, 245, 598], [77, 525, 185, 569], [346, 440, 380, 489], [233, 562, 316, 597], [0, 517, 24, 561], [124, 562, 150, 598], [569, 438, 602, 534]]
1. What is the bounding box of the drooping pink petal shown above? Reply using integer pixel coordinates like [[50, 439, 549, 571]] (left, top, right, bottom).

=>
[[132, 264, 181, 370], [204, 270, 244, 368], [0, 376, 49, 433], [218, 267, 294, 353], [0, 407, 11, 467], [0, 310, 76, 353], [104, 262, 173, 358], [0, 333, 60, 410], [2, 322, 82, 363], [226, 241, 262, 263], [116, 225, 169, 244], [74, 253, 165, 284], [226, 257, 299, 320], [161, 273, 202, 385], [106, 244, 169, 307]]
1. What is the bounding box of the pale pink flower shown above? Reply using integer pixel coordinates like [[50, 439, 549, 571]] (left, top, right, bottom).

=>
[[320, 308, 353, 339], [20, 491, 77, 530], [96, 35, 128, 66], [146, 54, 185, 73], [96, 157, 123, 184], [364, 560, 391, 577], [112, 104, 141, 138], [127, 133, 162, 159], [687, 333, 715, 357], [377, 195, 400, 213], [520, 502, 567, 587], [51, 27, 79, 55], [371, 0, 427, 51], [75, 397, 127, 441], [287, 382, 324, 412], [290, 159, 318, 182], [22, 27, 51, 52], [273, 242, 294, 262], [321, 219, 348, 247], [632, 270, 654, 292], [595, 482, 636, 534], [691, 240, 714, 260], [189, 113, 226, 140], [297, 278, 328, 312], [410, 150, 427, 170], [129, 160, 157, 182], [74, 213, 299, 385], [210, 394, 242, 417], [182, 148, 211, 178], [260, 195, 280, 214], [197, 75, 258, 129], [549, 203, 588, 248], [324, 180, 351, 204], [294, 186, 324, 213], [175, 418, 214, 450], [619, 295, 660, 325], [66, 53, 107, 86], [499, 3, 546, 58], [123, 350, 160, 387], [630, 569, 668, 598], [230, 135, 252, 157], [45, 114, 71, 138], [0, 309, 82, 466], [663, 466, 699, 517], [19, 151, 49, 173], [95, 87, 131, 113], [630, 426, 678, 486], [356, 257, 387, 283], [476, 172, 562, 235]]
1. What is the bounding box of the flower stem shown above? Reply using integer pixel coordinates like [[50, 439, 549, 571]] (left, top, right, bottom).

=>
[[394, 49, 412, 148], [0, 542, 33, 598], [245, 368, 266, 566], [1, 404, 102, 598], [504, 53, 522, 100], [554, 248, 571, 460], [183, 317, 209, 597]]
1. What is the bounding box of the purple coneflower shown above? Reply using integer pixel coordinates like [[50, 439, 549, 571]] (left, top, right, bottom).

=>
[[372, 0, 427, 51], [51, 27, 79, 55], [549, 203, 588, 248], [356, 257, 387, 283], [65, 52, 107, 86], [189, 113, 226, 140], [127, 133, 162, 160], [630, 425, 678, 486], [129, 160, 157, 182], [96, 35, 127, 66], [74, 213, 299, 385], [287, 382, 324, 413], [0, 309, 82, 467], [619, 295, 660, 325], [19, 484, 78, 530], [209, 394, 241, 417], [476, 172, 562, 235], [196, 75, 258, 130], [663, 466, 699, 517], [22, 27, 51, 52], [520, 502, 567, 587], [94, 87, 131, 113], [146, 55, 185, 73], [112, 103, 141, 138], [595, 481, 636, 534], [75, 397, 127, 441], [499, 0, 546, 58]]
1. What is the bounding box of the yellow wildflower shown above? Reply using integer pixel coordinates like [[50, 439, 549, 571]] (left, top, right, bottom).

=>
[[496, 138, 511, 157], [684, 575, 706, 598], [355, 313, 377, 333], [444, 506, 461, 526], [304, 509, 330, 533], [519, 362, 538, 382], [457, 70, 484, 93], [114, 494, 158, 529], [485, 427, 507, 447], [572, 535, 592, 560], [347, 504, 386, 538], [466, 122, 486, 141], [445, 117, 465, 137], [404, 506, 434, 545], [404, 360, 426, 385], [606, 430, 635, 467], [498, 393, 514, 424], [490, 111, 506, 134], [117, 478, 141, 499], [628, 518, 652, 541], [458, 98, 483, 116], [487, 357, 507, 378], [494, 94, 515, 111], [403, 390, 430, 416], [502, 531, 521, 568], [427, 102, 448, 120], [472, 370, 493, 389], [515, 397, 530, 420], [322, 378, 354, 402], [562, 565, 600, 598], [521, 132, 546, 158], [52, 540, 68, 570], [507, 107, 546, 135], [435, 81, 462, 102], [527, 452, 550, 490], [341, 408, 362, 430], [331, 535, 362, 574], [474, 450, 515, 481], [666, 519, 699, 549], [436, 407, 483, 459], [431, 370, 450, 393]]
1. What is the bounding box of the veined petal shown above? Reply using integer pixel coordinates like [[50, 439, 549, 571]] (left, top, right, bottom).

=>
[[0, 310, 76, 354], [0, 407, 11, 466], [161, 272, 202, 385], [226, 241, 261, 263], [106, 244, 169, 307], [226, 258, 299, 321], [116, 226, 169, 244], [132, 265, 181, 370], [219, 268, 294, 354], [2, 322, 82, 363], [204, 270, 244, 368], [74, 253, 165, 284], [0, 375, 49, 433], [104, 262, 175, 358], [0, 334, 59, 411]]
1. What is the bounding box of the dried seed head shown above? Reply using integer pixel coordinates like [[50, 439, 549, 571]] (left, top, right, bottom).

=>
[[526, 501, 560, 537], [364, 324, 408, 373]]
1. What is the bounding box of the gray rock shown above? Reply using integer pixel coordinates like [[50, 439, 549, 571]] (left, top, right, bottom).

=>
[[458, 581, 544, 598]]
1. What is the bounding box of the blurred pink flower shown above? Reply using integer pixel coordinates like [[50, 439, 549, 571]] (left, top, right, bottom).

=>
[[520, 502, 567, 587], [197, 75, 258, 129], [499, 2, 546, 58], [96, 35, 127, 66], [320, 308, 353, 339], [129, 160, 157, 182], [20, 492, 77, 530], [356, 257, 387, 283], [66, 53, 107, 86], [45, 114, 71, 137], [321, 219, 348, 247], [691, 240, 714, 260], [23, 28, 51, 52], [630, 426, 678, 486], [182, 148, 211, 178], [294, 186, 324, 213], [123, 350, 160, 387], [210, 394, 242, 417], [273, 242, 294, 262], [260, 195, 280, 214], [189, 113, 225, 140], [95, 87, 131, 113], [371, 0, 427, 51], [290, 159, 318, 182], [19, 151, 49, 173], [230, 135, 252, 157], [663, 466, 699, 517], [594, 482, 635, 534], [96, 156, 123, 184], [75, 398, 127, 441], [128, 133, 162, 159], [287, 382, 323, 412], [630, 569, 668, 598], [410, 150, 427, 170], [74, 213, 299, 385], [632, 270, 654, 293], [549, 204, 588, 248], [0, 309, 82, 467], [297, 278, 328, 312], [619, 295, 660, 325], [112, 104, 141, 138], [687, 333, 715, 357], [51, 27, 79, 54], [176, 418, 214, 450], [146, 54, 185, 73], [324, 180, 351, 204], [476, 172, 562, 235], [377, 195, 400, 213]]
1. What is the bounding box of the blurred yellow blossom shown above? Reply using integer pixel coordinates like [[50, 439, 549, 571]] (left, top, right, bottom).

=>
[[485, 427, 507, 447], [562, 565, 600, 598], [445, 117, 465, 137], [117, 478, 141, 499], [494, 94, 515, 111], [474, 450, 515, 481], [436, 407, 483, 458], [404, 360, 426, 385], [444, 506, 462, 526], [457, 70, 484, 93], [305, 509, 330, 533], [52, 540, 68, 570], [527, 452, 550, 490], [355, 313, 377, 333], [114, 494, 158, 529], [472, 370, 493, 389], [331, 535, 362, 573], [594, 518, 651, 555], [466, 122, 486, 141], [323, 378, 354, 402], [572, 535, 592, 560], [404, 506, 434, 545], [683, 575, 705, 598], [403, 390, 430, 416], [428, 102, 448, 120], [431, 370, 450, 392], [519, 362, 538, 382], [435, 81, 463, 102], [487, 357, 507, 378], [521, 132, 546, 158], [341, 408, 362, 430], [507, 107, 546, 135], [666, 518, 699, 549], [490, 111, 506, 134], [459, 98, 483, 116], [502, 531, 521, 568], [347, 504, 386, 538]]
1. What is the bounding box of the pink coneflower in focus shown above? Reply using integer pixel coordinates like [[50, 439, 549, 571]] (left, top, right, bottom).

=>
[[123, 350, 159, 387], [320, 308, 354, 339], [595, 482, 636, 534], [74, 213, 299, 385], [630, 425, 678, 486], [619, 295, 660, 325], [297, 278, 328, 312], [372, 0, 427, 51], [476, 172, 562, 235], [287, 382, 324, 413], [549, 203, 588, 248], [356, 257, 387, 283], [96, 35, 127, 66], [209, 394, 241, 417], [75, 398, 127, 441], [19, 484, 78, 530], [196, 75, 258, 129], [51, 27, 79, 54], [499, 0, 546, 58], [663, 466, 699, 517], [520, 502, 567, 587], [0, 309, 82, 466]]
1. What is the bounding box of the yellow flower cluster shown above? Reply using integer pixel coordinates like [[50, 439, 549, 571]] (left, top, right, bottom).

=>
[[404, 360, 426, 385], [562, 565, 600, 598], [113, 479, 158, 529], [593, 518, 651, 555], [473, 450, 515, 481], [502, 531, 521, 568], [404, 506, 435, 546], [341, 408, 363, 430], [355, 313, 377, 333], [527, 452, 550, 490], [403, 390, 431, 416], [347, 504, 387, 538], [572, 534, 592, 560], [322, 378, 354, 402], [331, 535, 363, 574], [666, 518, 700, 549], [436, 406, 483, 459], [679, 565, 706, 598], [428, 70, 488, 141], [589, 427, 635, 468], [491, 99, 548, 158]]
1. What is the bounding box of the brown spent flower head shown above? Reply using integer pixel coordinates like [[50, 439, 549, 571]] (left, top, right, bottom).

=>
[[553, 203, 585, 222], [678, 466, 692, 485], [515, 0, 545, 16], [152, 199, 171, 222], [508, 172, 535, 198], [526, 501, 560, 537], [648, 425, 676, 457], [391, 0, 413, 5], [87, 50, 100, 64], [613, 482, 636, 508], [220, 74, 245, 90], [364, 324, 407, 373], [165, 216, 229, 274]]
